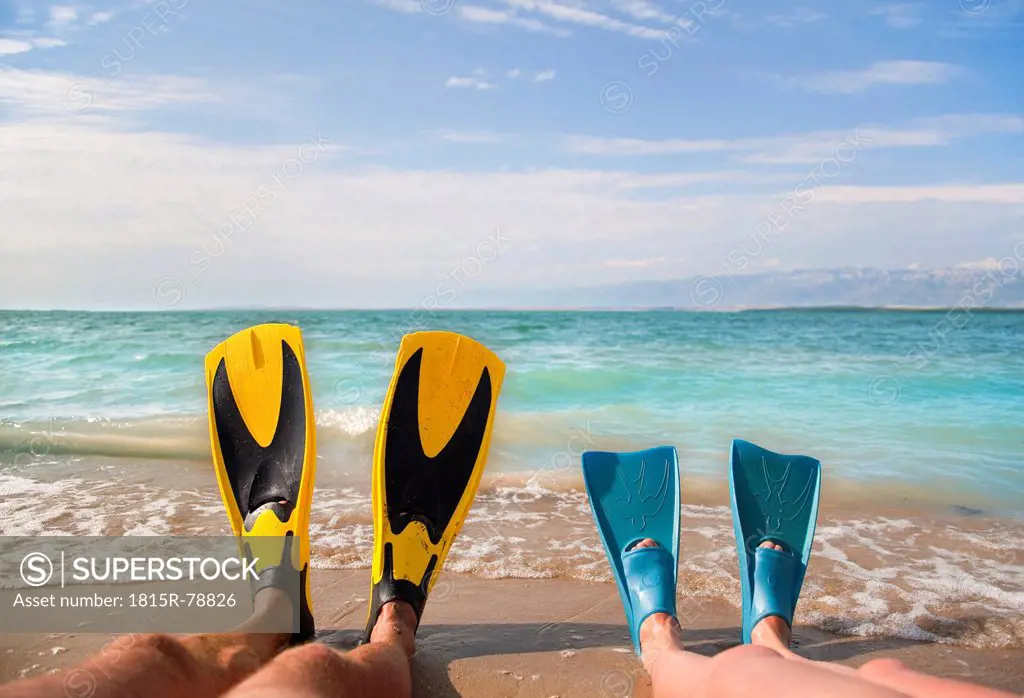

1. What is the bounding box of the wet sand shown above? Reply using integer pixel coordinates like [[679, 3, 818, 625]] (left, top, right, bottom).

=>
[[2, 572, 1022, 697]]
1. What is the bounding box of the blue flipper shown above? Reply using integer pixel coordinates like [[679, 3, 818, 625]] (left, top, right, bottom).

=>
[[730, 439, 821, 644], [582, 447, 681, 656]]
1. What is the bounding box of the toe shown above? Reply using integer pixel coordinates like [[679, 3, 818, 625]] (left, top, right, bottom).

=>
[[631, 538, 659, 550]]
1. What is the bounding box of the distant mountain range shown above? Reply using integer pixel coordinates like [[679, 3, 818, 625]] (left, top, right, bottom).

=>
[[479, 267, 1024, 310]]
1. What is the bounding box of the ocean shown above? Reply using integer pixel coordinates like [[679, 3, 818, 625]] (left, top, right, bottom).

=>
[[1, 309, 1022, 648]]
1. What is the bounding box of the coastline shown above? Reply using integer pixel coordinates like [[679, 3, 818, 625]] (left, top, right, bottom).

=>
[[1, 454, 1022, 653], [2, 572, 1022, 696]]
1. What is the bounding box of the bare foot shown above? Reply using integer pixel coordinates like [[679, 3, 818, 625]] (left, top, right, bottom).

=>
[[749, 541, 793, 651], [632, 539, 683, 671], [369, 601, 418, 659]]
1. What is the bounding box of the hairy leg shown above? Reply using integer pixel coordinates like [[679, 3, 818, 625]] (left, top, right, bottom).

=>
[[223, 601, 417, 698], [0, 590, 294, 698]]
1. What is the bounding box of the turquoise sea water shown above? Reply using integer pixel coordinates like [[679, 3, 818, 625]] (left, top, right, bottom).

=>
[[1, 309, 1022, 510]]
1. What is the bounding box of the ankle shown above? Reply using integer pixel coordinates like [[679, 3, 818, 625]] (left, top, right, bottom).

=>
[[369, 601, 418, 658], [639, 612, 682, 670], [749, 615, 791, 651]]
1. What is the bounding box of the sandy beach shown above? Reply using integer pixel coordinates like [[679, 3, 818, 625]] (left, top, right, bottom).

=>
[[2, 571, 1022, 697]]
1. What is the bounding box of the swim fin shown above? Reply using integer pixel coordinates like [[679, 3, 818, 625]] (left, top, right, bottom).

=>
[[582, 447, 681, 655], [362, 331, 505, 643], [730, 439, 821, 644], [205, 323, 317, 641]]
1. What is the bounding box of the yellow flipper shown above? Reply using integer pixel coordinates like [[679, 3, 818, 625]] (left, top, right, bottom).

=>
[[363, 331, 505, 640], [205, 323, 317, 639]]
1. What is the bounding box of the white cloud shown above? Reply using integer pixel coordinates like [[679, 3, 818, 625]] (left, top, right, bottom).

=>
[[505, 68, 522, 78], [603, 256, 671, 268], [88, 11, 115, 26], [789, 60, 961, 94], [608, 0, 677, 24], [367, 0, 423, 12], [814, 184, 1024, 204], [766, 7, 826, 27], [458, 4, 571, 35], [562, 113, 1024, 163], [1, 68, 1021, 309], [955, 258, 1002, 270], [0, 40, 34, 56], [2, 112, 1020, 308], [869, 3, 922, 29], [0, 35, 67, 56], [445, 75, 497, 90], [506, 0, 667, 39], [32, 37, 68, 49], [48, 5, 79, 29], [459, 5, 505, 21], [0, 68, 223, 117], [533, 69, 555, 82], [436, 130, 504, 143]]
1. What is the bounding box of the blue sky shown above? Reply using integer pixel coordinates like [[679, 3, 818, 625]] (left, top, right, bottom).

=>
[[0, 0, 1021, 308]]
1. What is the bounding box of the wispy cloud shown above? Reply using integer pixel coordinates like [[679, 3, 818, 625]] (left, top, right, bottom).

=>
[[814, 183, 1024, 205], [766, 7, 826, 28], [0, 39, 34, 56], [367, 0, 424, 13], [370, 0, 668, 38], [2, 73, 1020, 308], [32, 37, 68, 48], [87, 11, 115, 26], [459, 4, 571, 35], [48, 5, 79, 30], [0, 68, 223, 117], [562, 113, 1024, 163], [868, 3, 922, 29], [435, 129, 505, 143], [505, 68, 522, 78], [506, 0, 667, 39], [787, 60, 962, 94], [603, 256, 671, 268], [956, 257, 1004, 270], [0, 37, 66, 55], [445, 75, 497, 90], [608, 0, 677, 24], [533, 69, 556, 82]]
